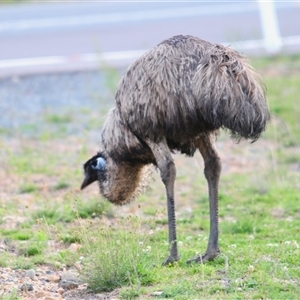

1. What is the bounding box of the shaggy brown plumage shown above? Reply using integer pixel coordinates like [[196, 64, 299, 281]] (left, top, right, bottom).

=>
[[81, 35, 270, 265]]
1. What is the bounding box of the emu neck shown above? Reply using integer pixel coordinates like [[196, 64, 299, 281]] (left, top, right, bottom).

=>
[[101, 107, 153, 163], [100, 161, 147, 205]]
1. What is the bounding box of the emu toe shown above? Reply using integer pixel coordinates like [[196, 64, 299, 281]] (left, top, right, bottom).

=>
[[186, 249, 220, 264], [162, 255, 179, 266]]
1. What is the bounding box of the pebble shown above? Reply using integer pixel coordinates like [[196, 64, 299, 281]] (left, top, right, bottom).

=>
[[24, 269, 36, 279], [58, 280, 79, 290], [57, 287, 65, 295], [47, 274, 61, 283], [61, 269, 81, 283], [34, 292, 63, 300], [151, 291, 164, 296], [20, 283, 34, 291], [68, 243, 81, 253], [35, 291, 46, 298], [45, 297, 63, 300]]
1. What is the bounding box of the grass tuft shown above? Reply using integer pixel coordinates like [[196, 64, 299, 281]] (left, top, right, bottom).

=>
[[81, 216, 157, 293]]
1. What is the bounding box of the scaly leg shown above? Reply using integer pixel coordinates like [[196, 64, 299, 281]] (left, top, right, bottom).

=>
[[146, 138, 179, 265], [187, 133, 221, 264]]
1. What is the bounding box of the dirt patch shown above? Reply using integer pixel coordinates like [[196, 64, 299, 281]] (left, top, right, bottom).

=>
[[0, 265, 120, 300]]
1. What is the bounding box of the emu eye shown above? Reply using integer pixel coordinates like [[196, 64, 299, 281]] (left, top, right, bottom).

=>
[[91, 157, 106, 171]]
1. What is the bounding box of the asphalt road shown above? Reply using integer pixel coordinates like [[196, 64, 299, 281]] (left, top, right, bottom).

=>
[[0, 1, 299, 76]]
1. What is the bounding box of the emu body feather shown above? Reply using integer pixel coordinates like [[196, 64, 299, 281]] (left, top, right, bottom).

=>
[[82, 35, 270, 265]]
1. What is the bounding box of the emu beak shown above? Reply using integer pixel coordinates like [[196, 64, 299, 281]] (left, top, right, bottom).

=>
[[80, 172, 97, 190]]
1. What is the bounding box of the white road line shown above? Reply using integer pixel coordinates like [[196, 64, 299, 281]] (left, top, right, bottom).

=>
[[0, 56, 66, 68], [0, 4, 260, 32], [0, 50, 146, 69], [230, 35, 300, 50], [1, 36, 300, 73]]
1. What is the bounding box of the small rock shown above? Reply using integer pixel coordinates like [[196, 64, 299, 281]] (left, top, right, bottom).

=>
[[45, 297, 62, 300], [24, 269, 35, 279], [61, 269, 81, 283], [20, 283, 33, 291], [47, 274, 61, 283], [95, 295, 107, 300], [58, 280, 79, 290], [35, 291, 46, 298], [57, 287, 65, 294], [151, 291, 164, 296], [68, 243, 81, 253]]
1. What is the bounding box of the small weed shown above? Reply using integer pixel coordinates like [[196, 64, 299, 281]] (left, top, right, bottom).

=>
[[33, 208, 62, 224], [19, 183, 38, 194], [53, 181, 70, 190], [0, 289, 20, 300], [60, 233, 82, 244], [12, 231, 32, 241], [12, 258, 35, 270], [32, 206, 74, 224], [100, 63, 120, 97], [55, 249, 79, 267], [81, 216, 157, 292], [159, 283, 192, 298], [19, 123, 39, 135], [74, 198, 111, 219], [0, 252, 12, 268], [119, 287, 143, 299], [222, 220, 257, 234], [45, 113, 72, 124], [19, 243, 44, 257]]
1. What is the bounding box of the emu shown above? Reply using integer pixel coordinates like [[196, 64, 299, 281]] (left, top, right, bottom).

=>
[[81, 35, 270, 265]]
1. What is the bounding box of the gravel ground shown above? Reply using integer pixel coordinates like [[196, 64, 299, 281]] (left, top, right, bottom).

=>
[[0, 71, 115, 133], [0, 264, 119, 300]]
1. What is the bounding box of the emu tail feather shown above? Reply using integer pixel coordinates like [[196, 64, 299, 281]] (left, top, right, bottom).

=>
[[193, 44, 270, 141]]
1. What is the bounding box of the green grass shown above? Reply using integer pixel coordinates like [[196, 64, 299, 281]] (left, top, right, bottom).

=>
[[0, 55, 300, 299], [44, 113, 72, 124], [0, 0, 26, 4], [0, 289, 20, 300], [30, 197, 111, 225], [19, 182, 39, 193], [253, 54, 300, 146], [81, 216, 158, 292]]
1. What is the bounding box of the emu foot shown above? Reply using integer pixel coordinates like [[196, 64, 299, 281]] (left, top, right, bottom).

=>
[[162, 255, 179, 266], [186, 250, 220, 264]]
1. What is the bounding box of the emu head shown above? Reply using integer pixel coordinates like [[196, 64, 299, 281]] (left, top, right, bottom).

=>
[[81, 153, 106, 190], [81, 152, 152, 205]]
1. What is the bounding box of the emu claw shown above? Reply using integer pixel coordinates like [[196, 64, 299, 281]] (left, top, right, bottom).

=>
[[162, 255, 179, 266], [186, 251, 219, 264]]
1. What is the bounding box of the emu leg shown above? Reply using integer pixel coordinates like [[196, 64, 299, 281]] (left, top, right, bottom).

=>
[[146, 138, 179, 265], [187, 134, 221, 264]]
